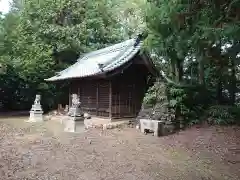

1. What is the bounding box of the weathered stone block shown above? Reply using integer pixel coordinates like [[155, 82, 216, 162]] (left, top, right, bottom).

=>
[[140, 119, 164, 137], [164, 121, 175, 135]]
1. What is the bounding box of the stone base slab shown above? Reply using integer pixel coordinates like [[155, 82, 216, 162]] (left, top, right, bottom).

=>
[[63, 117, 85, 133], [27, 111, 43, 122], [84, 118, 130, 130], [84, 118, 111, 129]]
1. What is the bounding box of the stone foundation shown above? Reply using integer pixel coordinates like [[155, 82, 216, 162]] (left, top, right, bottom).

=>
[[84, 118, 131, 130], [84, 118, 111, 129]]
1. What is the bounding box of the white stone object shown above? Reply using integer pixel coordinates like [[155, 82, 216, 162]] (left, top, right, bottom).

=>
[[68, 94, 83, 117], [83, 112, 91, 119], [102, 124, 107, 130], [27, 94, 43, 122], [63, 94, 85, 132], [140, 119, 164, 137], [84, 119, 93, 129], [64, 117, 85, 132]]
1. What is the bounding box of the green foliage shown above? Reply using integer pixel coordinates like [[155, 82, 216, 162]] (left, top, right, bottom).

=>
[[168, 86, 198, 124], [111, 0, 146, 38], [207, 105, 240, 125], [0, 0, 127, 112], [143, 80, 167, 105], [143, 0, 240, 127]]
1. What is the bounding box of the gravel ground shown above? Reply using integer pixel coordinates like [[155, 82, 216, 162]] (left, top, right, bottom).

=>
[[0, 117, 239, 180]]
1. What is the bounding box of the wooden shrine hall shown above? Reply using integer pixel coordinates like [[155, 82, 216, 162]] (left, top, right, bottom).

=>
[[45, 35, 157, 119]]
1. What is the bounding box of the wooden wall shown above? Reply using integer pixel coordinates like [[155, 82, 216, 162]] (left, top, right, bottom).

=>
[[111, 63, 148, 118], [70, 79, 110, 117], [69, 58, 150, 119]]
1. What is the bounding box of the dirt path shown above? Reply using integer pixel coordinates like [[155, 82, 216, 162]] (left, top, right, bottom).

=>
[[0, 117, 239, 180]]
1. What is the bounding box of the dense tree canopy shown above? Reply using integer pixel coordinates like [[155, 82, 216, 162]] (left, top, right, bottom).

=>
[[0, 0, 240, 126], [0, 0, 127, 111], [144, 0, 240, 125]]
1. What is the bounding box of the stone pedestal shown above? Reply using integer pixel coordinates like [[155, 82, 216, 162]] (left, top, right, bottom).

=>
[[27, 95, 43, 122], [63, 117, 84, 132], [29, 109, 43, 122]]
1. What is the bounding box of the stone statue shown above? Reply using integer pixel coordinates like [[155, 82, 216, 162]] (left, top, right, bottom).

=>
[[28, 94, 43, 122], [34, 95, 41, 105], [31, 94, 42, 111], [71, 94, 80, 108], [67, 94, 83, 117]]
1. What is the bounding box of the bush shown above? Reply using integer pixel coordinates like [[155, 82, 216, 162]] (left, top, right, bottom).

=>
[[207, 105, 240, 125]]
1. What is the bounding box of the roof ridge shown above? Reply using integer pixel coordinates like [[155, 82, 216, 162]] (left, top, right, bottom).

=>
[[79, 39, 135, 62], [100, 44, 132, 68], [104, 40, 142, 70], [103, 39, 142, 68]]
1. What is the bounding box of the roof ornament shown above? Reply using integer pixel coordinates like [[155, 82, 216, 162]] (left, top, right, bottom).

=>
[[55, 72, 61, 76], [98, 63, 104, 72], [134, 31, 148, 47], [51, 44, 59, 59], [134, 34, 143, 47]]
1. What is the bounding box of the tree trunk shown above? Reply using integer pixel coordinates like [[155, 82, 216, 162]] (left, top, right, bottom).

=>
[[175, 59, 183, 82], [228, 42, 239, 105], [217, 78, 223, 104], [217, 60, 223, 104], [175, 59, 184, 129], [170, 60, 175, 79], [229, 57, 236, 105], [198, 54, 205, 85]]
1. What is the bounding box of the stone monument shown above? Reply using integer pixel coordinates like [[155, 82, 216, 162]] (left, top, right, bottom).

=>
[[140, 119, 164, 136], [28, 94, 43, 122], [64, 94, 84, 132]]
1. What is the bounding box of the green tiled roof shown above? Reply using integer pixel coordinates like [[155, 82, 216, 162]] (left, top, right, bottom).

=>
[[45, 37, 142, 81]]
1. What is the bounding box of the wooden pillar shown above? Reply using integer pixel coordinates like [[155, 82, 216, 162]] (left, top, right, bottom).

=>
[[96, 82, 99, 116], [77, 86, 80, 99], [119, 91, 121, 118], [109, 80, 112, 120], [69, 86, 71, 106]]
